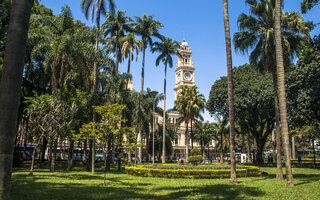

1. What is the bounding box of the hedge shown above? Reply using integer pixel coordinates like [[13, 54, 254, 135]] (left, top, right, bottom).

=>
[[125, 165, 260, 179], [291, 158, 320, 164]]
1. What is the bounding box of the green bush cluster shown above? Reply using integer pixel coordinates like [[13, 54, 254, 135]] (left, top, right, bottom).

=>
[[125, 165, 259, 179], [142, 163, 242, 170], [188, 148, 203, 165]]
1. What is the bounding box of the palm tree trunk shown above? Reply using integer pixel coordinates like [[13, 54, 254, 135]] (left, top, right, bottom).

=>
[[138, 47, 146, 163], [220, 132, 224, 164], [222, 0, 238, 184], [141, 47, 146, 94], [185, 122, 189, 161], [0, 1, 33, 198], [191, 119, 193, 149], [126, 58, 131, 89], [58, 53, 67, 101], [115, 41, 119, 73], [162, 62, 167, 163], [275, 0, 294, 186], [272, 69, 284, 180]]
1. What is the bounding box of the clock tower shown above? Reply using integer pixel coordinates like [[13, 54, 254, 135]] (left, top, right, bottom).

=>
[[174, 40, 195, 101]]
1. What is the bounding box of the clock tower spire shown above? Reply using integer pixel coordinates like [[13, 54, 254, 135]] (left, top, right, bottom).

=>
[[174, 40, 195, 101]]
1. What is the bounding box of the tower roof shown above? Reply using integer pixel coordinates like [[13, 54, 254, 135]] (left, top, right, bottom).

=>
[[181, 40, 188, 47]]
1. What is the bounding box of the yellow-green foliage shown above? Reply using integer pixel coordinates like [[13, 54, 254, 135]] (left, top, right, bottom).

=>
[[125, 165, 259, 179], [291, 158, 320, 164]]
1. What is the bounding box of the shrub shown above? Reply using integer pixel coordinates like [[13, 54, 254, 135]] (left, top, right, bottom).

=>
[[188, 156, 203, 165], [125, 165, 259, 179], [190, 148, 201, 156]]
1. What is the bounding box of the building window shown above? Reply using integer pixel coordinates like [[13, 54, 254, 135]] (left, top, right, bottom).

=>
[[185, 59, 188, 63], [175, 137, 179, 145]]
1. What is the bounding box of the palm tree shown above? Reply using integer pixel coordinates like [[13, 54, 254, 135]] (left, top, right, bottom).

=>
[[233, 0, 310, 180], [222, 0, 238, 184], [120, 33, 143, 88], [275, 0, 294, 186], [175, 85, 205, 162], [194, 120, 215, 160], [152, 37, 180, 163], [133, 14, 163, 95], [80, 0, 115, 173], [31, 6, 88, 172], [132, 14, 163, 162], [213, 115, 229, 164], [102, 10, 132, 73], [0, 0, 34, 199]]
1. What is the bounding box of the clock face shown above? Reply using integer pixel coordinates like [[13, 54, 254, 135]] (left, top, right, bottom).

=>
[[184, 72, 192, 81], [177, 72, 181, 81]]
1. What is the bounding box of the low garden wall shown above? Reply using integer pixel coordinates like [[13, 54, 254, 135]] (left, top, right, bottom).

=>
[[125, 165, 259, 179]]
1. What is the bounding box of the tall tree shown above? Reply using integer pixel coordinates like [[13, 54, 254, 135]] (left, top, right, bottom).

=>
[[222, 0, 238, 184], [152, 37, 179, 163], [194, 120, 215, 160], [212, 116, 229, 164], [233, 0, 311, 180], [0, 0, 34, 199], [80, 0, 116, 173], [275, 0, 294, 186], [102, 10, 132, 73], [175, 85, 205, 162], [120, 33, 143, 88], [301, 0, 320, 13], [132, 14, 163, 162]]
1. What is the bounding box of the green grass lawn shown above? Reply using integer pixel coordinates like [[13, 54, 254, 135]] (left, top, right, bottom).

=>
[[10, 163, 320, 200]]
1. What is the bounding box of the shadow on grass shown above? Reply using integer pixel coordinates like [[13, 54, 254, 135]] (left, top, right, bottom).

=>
[[10, 172, 265, 200]]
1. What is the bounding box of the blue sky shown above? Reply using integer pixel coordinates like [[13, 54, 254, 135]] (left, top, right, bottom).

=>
[[41, 0, 319, 122]]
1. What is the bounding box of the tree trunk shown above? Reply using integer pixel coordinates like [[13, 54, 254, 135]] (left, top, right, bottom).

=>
[[29, 147, 37, 176], [47, 139, 53, 168], [115, 41, 119, 73], [255, 137, 265, 164], [40, 136, 47, 167], [222, 0, 238, 184], [50, 136, 58, 172], [312, 139, 316, 168], [91, 138, 95, 173], [292, 135, 295, 159], [68, 139, 74, 171], [162, 62, 167, 163], [275, 0, 294, 186], [138, 47, 146, 163], [126, 58, 131, 89], [90, 11, 100, 174], [88, 139, 92, 170], [145, 134, 149, 162], [247, 137, 252, 163], [220, 132, 224, 164], [0, 0, 33, 199], [138, 130, 142, 163], [106, 137, 112, 171], [272, 69, 284, 180], [185, 122, 189, 161], [83, 140, 88, 167], [191, 119, 193, 149]]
